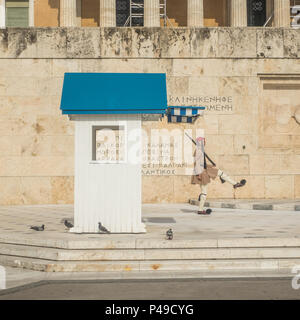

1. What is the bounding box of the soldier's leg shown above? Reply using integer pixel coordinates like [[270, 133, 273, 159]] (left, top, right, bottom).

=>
[[198, 184, 212, 215], [198, 184, 207, 211], [218, 169, 246, 189], [218, 169, 236, 185]]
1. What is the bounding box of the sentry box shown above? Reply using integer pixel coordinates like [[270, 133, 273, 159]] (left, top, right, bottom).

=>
[[60, 73, 168, 233]]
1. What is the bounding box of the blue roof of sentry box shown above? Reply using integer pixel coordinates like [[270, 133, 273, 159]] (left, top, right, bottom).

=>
[[60, 73, 168, 115]]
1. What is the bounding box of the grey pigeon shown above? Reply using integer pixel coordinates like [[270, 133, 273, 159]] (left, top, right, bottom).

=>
[[98, 222, 110, 234], [166, 228, 173, 240], [30, 224, 44, 231], [64, 220, 73, 229]]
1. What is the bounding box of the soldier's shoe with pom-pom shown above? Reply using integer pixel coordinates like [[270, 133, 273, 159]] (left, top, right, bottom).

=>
[[197, 209, 212, 215], [233, 179, 246, 189]]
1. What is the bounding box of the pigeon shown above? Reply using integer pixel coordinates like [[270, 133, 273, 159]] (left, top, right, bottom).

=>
[[98, 222, 110, 234], [30, 224, 44, 231], [64, 220, 73, 229], [166, 228, 173, 240]]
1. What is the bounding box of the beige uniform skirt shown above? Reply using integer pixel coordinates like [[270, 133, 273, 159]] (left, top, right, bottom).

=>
[[191, 165, 218, 185]]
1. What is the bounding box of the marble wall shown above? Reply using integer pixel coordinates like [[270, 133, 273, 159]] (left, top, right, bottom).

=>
[[0, 27, 299, 204]]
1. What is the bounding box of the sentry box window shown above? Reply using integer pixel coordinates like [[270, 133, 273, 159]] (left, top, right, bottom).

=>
[[92, 125, 126, 164]]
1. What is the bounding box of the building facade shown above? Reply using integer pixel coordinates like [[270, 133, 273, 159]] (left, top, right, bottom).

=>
[[0, 1, 299, 28], [0, 0, 299, 205]]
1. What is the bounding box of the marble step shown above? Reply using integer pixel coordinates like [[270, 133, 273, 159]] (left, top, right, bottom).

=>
[[0, 254, 299, 273], [1, 243, 300, 262], [1, 235, 300, 250]]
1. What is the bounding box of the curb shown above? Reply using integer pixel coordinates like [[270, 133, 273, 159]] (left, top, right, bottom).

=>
[[189, 199, 300, 212]]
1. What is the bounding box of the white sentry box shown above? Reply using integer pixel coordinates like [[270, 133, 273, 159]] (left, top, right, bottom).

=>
[[70, 114, 145, 234], [60, 73, 169, 234]]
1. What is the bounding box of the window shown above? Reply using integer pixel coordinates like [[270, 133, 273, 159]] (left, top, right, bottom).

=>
[[92, 125, 127, 164], [6, 0, 29, 27], [116, 0, 144, 27], [247, 0, 266, 26]]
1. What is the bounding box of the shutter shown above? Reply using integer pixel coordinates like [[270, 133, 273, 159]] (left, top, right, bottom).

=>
[[6, 0, 29, 27]]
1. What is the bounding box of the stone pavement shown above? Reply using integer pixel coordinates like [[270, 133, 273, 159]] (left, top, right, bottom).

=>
[[0, 201, 299, 241], [0, 202, 300, 290], [190, 199, 300, 211]]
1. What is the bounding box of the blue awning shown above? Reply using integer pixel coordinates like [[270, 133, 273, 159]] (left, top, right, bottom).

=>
[[60, 73, 168, 115]]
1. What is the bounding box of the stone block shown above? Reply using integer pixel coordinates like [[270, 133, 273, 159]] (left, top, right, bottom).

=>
[[100, 28, 132, 58], [218, 155, 249, 175], [173, 176, 199, 203], [142, 176, 174, 203], [204, 135, 234, 155], [0, 59, 51, 78], [283, 29, 300, 58], [256, 29, 284, 58], [37, 28, 67, 58], [218, 28, 256, 58], [218, 115, 254, 135], [18, 135, 52, 157], [249, 155, 281, 175], [142, 59, 173, 74], [7, 28, 37, 58], [233, 175, 265, 199], [52, 59, 81, 77], [0, 157, 22, 176], [36, 77, 64, 96], [51, 135, 74, 156], [0, 136, 20, 156], [4, 96, 54, 117], [35, 115, 74, 135], [295, 175, 300, 199], [20, 177, 52, 204], [189, 76, 219, 96], [280, 155, 300, 174], [258, 135, 293, 150], [166, 76, 189, 96], [51, 176, 74, 204], [265, 175, 294, 199], [5, 76, 38, 97], [19, 156, 74, 177], [160, 28, 191, 58], [0, 177, 22, 205], [66, 28, 100, 58], [234, 135, 257, 155], [132, 28, 161, 58], [0, 115, 37, 136], [171, 59, 205, 77], [218, 76, 249, 96], [196, 115, 219, 135], [190, 28, 218, 58]]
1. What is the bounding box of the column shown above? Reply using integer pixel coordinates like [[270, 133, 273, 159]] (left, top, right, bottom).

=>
[[144, 0, 160, 27], [274, 0, 290, 27], [0, 0, 5, 28], [266, 0, 274, 26], [60, 0, 77, 27], [29, 0, 34, 27], [76, 0, 81, 27], [99, 0, 116, 27], [187, 0, 204, 27], [230, 0, 247, 27]]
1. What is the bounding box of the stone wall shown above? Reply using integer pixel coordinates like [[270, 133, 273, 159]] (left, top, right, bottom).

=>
[[0, 27, 299, 205]]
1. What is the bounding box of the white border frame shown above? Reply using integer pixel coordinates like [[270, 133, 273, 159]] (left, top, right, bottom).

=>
[[89, 120, 128, 165]]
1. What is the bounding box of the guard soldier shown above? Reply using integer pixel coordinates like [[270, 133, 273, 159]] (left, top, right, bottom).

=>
[[191, 136, 246, 215]]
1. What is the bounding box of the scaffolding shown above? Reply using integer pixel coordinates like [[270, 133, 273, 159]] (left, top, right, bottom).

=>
[[124, 0, 168, 27]]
